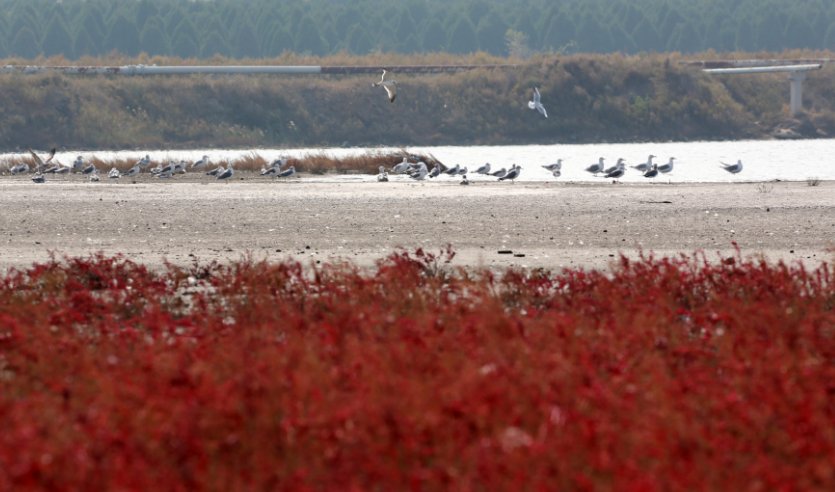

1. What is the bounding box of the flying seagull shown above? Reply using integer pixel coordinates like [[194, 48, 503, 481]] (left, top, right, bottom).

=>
[[720, 160, 743, 174], [528, 87, 547, 118], [28, 147, 56, 172], [372, 69, 397, 103]]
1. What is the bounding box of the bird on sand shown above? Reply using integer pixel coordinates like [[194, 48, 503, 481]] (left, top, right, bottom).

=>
[[658, 157, 676, 174], [720, 160, 743, 174]]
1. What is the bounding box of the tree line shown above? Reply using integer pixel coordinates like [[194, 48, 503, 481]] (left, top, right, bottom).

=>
[[1, 0, 834, 60]]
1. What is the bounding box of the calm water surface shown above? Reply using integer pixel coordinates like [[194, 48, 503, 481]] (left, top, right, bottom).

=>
[[4, 139, 833, 183]]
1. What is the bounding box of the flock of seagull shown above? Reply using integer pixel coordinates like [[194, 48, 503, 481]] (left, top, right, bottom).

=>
[[5, 71, 745, 184], [374, 153, 743, 185], [6, 148, 300, 183], [7, 147, 745, 185]]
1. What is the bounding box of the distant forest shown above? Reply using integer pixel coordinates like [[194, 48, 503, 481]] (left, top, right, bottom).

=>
[[1, 0, 835, 59]]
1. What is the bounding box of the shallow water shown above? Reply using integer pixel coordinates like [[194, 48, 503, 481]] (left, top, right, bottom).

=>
[[4, 139, 834, 183]]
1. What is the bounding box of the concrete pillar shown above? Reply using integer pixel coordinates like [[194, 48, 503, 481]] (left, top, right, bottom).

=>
[[789, 71, 806, 116]]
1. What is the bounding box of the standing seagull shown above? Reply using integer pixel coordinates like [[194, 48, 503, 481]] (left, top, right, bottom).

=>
[[376, 166, 389, 182], [372, 69, 397, 103], [490, 167, 507, 178], [585, 158, 606, 175], [191, 155, 210, 170], [643, 163, 659, 178], [542, 159, 563, 172], [632, 155, 656, 172], [474, 162, 491, 174], [277, 165, 296, 178], [720, 160, 743, 174], [528, 87, 548, 118], [216, 162, 234, 180], [499, 165, 521, 182], [658, 157, 676, 174]]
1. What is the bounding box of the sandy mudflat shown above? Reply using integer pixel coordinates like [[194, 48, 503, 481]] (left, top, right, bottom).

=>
[[1, 174, 833, 271]]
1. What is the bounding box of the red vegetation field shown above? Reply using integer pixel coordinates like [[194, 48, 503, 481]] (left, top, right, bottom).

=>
[[1, 249, 833, 490]]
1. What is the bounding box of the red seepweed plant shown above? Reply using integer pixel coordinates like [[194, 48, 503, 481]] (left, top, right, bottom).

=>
[[0, 249, 833, 490]]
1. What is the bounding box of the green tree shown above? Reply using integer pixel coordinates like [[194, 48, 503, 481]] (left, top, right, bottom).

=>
[[447, 17, 479, 54], [105, 15, 140, 56], [541, 10, 575, 52], [421, 19, 447, 52], [293, 16, 328, 55], [10, 25, 41, 58], [476, 11, 509, 55], [42, 15, 74, 58], [171, 17, 199, 58], [263, 27, 292, 57], [230, 16, 260, 58], [139, 16, 170, 56], [346, 24, 373, 55]]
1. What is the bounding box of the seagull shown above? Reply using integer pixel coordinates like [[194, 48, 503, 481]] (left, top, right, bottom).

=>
[[490, 167, 507, 178], [173, 161, 188, 174], [261, 166, 279, 177], [603, 158, 625, 175], [27, 147, 56, 172], [720, 160, 743, 174], [376, 166, 389, 182], [605, 165, 626, 179], [72, 156, 85, 173], [474, 162, 491, 174], [456, 166, 468, 176], [10, 162, 30, 175], [81, 161, 97, 175], [137, 154, 152, 168], [499, 164, 521, 182], [190, 155, 210, 170], [206, 165, 225, 177], [108, 168, 121, 179], [658, 157, 676, 174], [428, 165, 441, 178], [277, 165, 296, 178], [122, 164, 141, 177], [444, 164, 460, 175], [643, 163, 659, 178], [31, 173, 45, 183], [409, 162, 428, 180], [216, 163, 234, 180], [542, 159, 562, 172], [528, 87, 547, 118], [552, 168, 561, 178], [460, 175, 470, 185], [391, 157, 410, 174], [372, 69, 397, 103], [631, 155, 656, 172], [585, 158, 606, 174]]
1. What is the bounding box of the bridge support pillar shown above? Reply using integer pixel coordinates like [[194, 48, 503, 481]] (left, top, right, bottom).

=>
[[789, 71, 806, 116]]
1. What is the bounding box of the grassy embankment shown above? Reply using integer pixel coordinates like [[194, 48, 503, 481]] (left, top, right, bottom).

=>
[[2, 51, 835, 153]]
